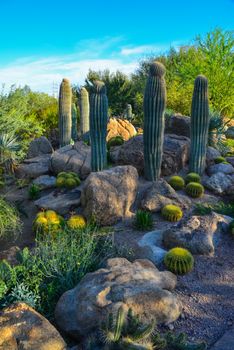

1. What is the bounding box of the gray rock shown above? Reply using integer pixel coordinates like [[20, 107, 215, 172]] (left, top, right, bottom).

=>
[[225, 126, 234, 139], [226, 156, 234, 167], [81, 165, 138, 226], [110, 134, 190, 176], [136, 230, 167, 265], [27, 136, 53, 158], [34, 188, 81, 215], [206, 146, 221, 166], [140, 179, 191, 213], [204, 173, 234, 194], [33, 175, 56, 190], [165, 114, 190, 137], [50, 141, 91, 179], [207, 163, 234, 176], [55, 258, 181, 339], [16, 155, 51, 179], [162, 213, 231, 255]]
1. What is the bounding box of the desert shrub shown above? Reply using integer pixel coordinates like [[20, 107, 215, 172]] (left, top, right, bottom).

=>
[[67, 214, 86, 230], [161, 205, 183, 222], [134, 210, 153, 230], [28, 183, 41, 200], [56, 171, 81, 189], [214, 156, 226, 164], [107, 136, 124, 150], [0, 197, 22, 240], [185, 182, 204, 198], [185, 172, 201, 184], [168, 176, 185, 190], [194, 202, 234, 217], [164, 247, 194, 275]]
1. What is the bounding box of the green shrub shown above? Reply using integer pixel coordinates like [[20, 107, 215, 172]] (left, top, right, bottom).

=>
[[194, 202, 234, 217], [134, 210, 153, 230], [161, 205, 183, 222], [185, 182, 204, 198], [185, 172, 201, 184], [214, 156, 226, 164], [168, 176, 185, 190], [28, 183, 41, 200], [0, 197, 22, 240], [56, 171, 81, 189], [107, 136, 124, 150], [164, 247, 194, 275]]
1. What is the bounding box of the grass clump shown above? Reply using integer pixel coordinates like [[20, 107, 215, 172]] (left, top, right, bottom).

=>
[[214, 156, 226, 164], [194, 202, 234, 218], [134, 210, 153, 231], [185, 172, 201, 184], [185, 182, 204, 198], [161, 204, 183, 222], [168, 176, 185, 190], [164, 247, 194, 275], [0, 197, 22, 240], [28, 183, 41, 200]]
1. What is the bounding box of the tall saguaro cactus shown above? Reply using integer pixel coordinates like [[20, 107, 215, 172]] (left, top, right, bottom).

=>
[[71, 103, 78, 142], [189, 75, 209, 174], [59, 78, 72, 147], [90, 81, 108, 171], [143, 61, 166, 181], [80, 87, 90, 140]]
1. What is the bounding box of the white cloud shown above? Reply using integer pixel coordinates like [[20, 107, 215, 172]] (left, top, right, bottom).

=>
[[121, 45, 168, 56]]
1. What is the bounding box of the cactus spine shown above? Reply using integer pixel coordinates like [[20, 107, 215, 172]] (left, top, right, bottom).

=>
[[71, 103, 78, 142], [189, 75, 209, 174], [90, 81, 108, 171], [143, 61, 166, 181], [80, 87, 90, 140], [58, 78, 72, 147]]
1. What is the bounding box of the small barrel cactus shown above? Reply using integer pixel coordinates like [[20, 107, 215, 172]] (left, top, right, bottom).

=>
[[161, 204, 183, 222], [186, 182, 204, 198], [168, 176, 185, 190], [33, 210, 64, 235], [143, 61, 166, 181], [164, 247, 194, 275], [185, 172, 201, 184], [90, 81, 108, 172], [214, 156, 226, 164], [71, 103, 78, 142], [56, 172, 81, 189], [80, 87, 90, 140], [189, 75, 209, 175], [67, 215, 86, 230], [59, 78, 72, 147]]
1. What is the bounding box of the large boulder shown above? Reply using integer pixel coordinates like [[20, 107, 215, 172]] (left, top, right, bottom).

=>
[[50, 142, 91, 179], [33, 175, 56, 190], [203, 173, 234, 195], [107, 117, 137, 141], [16, 155, 51, 179], [165, 114, 190, 137], [206, 146, 221, 166], [140, 179, 191, 213], [225, 126, 234, 139], [0, 303, 66, 350], [27, 136, 53, 158], [162, 213, 232, 255], [55, 258, 181, 339], [110, 134, 190, 176], [81, 165, 138, 225], [207, 163, 234, 176]]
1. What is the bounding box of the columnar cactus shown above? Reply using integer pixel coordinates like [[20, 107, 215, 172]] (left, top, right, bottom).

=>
[[58, 78, 72, 147], [71, 103, 78, 142], [90, 81, 108, 171], [80, 87, 90, 140], [126, 104, 133, 121], [189, 75, 209, 174], [143, 61, 166, 181]]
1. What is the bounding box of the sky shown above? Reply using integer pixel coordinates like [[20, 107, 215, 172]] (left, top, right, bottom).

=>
[[0, 0, 233, 94]]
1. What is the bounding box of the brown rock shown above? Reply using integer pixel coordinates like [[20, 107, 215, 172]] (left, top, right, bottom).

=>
[[107, 117, 137, 141], [0, 303, 66, 350]]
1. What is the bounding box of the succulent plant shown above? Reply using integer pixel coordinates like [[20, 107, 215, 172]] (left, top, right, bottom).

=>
[[71, 103, 78, 142], [168, 176, 185, 190], [67, 215, 86, 230], [90, 81, 108, 172], [107, 136, 124, 150], [185, 182, 204, 198], [161, 204, 183, 222], [33, 210, 64, 236], [28, 183, 41, 200], [143, 61, 166, 181], [185, 172, 201, 184], [59, 78, 72, 147], [56, 172, 81, 189], [164, 247, 194, 275], [80, 87, 90, 141], [214, 156, 226, 164], [189, 75, 209, 175], [134, 210, 153, 231]]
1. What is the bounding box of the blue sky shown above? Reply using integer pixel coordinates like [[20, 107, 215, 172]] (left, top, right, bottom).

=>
[[0, 0, 233, 93]]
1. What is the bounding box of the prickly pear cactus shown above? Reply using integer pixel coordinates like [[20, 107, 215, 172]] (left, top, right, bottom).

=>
[[90, 81, 108, 171], [58, 78, 72, 147], [189, 75, 209, 174], [143, 61, 166, 181], [71, 103, 78, 142], [80, 87, 90, 140]]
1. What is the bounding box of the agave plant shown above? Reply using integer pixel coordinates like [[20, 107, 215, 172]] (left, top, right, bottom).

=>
[[208, 111, 231, 154], [0, 133, 20, 173]]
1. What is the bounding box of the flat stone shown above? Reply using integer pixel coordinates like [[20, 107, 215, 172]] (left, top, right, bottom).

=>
[[16, 155, 51, 179], [136, 230, 167, 266], [33, 175, 56, 189], [206, 147, 221, 166], [207, 163, 234, 176], [34, 188, 81, 215]]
